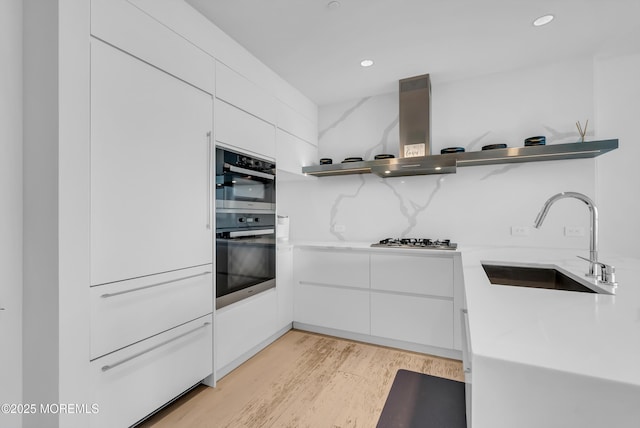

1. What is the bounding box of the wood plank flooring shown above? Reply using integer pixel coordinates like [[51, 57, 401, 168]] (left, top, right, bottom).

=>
[[138, 330, 464, 428]]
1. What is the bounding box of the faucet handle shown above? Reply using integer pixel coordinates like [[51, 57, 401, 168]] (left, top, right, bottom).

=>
[[577, 256, 617, 286]]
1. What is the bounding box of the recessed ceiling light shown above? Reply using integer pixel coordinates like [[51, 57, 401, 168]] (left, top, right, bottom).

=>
[[533, 14, 554, 27], [360, 59, 374, 67]]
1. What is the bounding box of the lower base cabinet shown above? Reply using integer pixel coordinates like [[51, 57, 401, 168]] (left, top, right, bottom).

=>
[[295, 283, 370, 335], [90, 315, 212, 428], [371, 292, 453, 349], [216, 289, 278, 377]]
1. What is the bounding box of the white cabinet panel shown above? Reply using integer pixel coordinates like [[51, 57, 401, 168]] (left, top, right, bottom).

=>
[[216, 290, 278, 371], [295, 283, 370, 335], [90, 40, 213, 285], [277, 245, 294, 329], [294, 248, 369, 289], [215, 61, 276, 124], [277, 100, 317, 145], [91, 0, 214, 93], [91, 315, 212, 428], [276, 129, 318, 175], [371, 292, 453, 349], [371, 253, 454, 297], [90, 265, 213, 359], [215, 99, 276, 159]]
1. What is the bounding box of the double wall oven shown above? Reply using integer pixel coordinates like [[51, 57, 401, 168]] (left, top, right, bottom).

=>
[[215, 147, 276, 309]]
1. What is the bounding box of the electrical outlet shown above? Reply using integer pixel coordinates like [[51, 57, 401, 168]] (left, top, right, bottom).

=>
[[333, 224, 346, 233], [565, 226, 585, 237], [511, 226, 530, 236]]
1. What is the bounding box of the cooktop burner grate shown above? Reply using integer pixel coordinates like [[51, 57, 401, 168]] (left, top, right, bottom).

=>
[[371, 238, 457, 250]]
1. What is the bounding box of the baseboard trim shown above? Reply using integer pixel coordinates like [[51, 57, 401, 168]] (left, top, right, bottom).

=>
[[293, 322, 462, 361]]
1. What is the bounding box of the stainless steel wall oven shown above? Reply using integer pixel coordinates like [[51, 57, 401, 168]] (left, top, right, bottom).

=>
[[215, 147, 276, 309]]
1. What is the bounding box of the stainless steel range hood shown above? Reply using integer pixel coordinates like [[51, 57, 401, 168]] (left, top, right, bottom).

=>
[[302, 73, 619, 178]]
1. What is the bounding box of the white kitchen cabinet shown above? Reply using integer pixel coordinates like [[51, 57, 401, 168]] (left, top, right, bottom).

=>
[[276, 128, 318, 176], [370, 292, 454, 348], [295, 283, 370, 335], [91, 0, 214, 94], [276, 244, 294, 329], [90, 265, 213, 359], [294, 247, 370, 289], [215, 98, 276, 159], [277, 100, 318, 146], [370, 253, 454, 297], [91, 315, 212, 428], [215, 61, 276, 124], [216, 289, 279, 378], [90, 39, 213, 285]]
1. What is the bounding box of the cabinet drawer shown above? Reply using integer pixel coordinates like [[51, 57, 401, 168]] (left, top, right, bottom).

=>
[[295, 283, 369, 335], [294, 248, 369, 289], [90, 315, 212, 428], [371, 253, 453, 297], [90, 265, 213, 359], [371, 292, 453, 349], [215, 99, 276, 159]]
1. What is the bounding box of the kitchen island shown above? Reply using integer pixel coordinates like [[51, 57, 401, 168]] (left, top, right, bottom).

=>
[[461, 246, 640, 428]]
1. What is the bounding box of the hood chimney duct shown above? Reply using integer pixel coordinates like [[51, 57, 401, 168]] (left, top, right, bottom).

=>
[[399, 74, 431, 158]]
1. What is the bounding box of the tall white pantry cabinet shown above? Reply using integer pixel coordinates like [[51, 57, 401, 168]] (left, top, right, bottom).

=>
[[22, 1, 317, 427]]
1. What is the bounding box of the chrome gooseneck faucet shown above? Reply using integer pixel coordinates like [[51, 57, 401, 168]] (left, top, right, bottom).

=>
[[534, 192, 600, 277]]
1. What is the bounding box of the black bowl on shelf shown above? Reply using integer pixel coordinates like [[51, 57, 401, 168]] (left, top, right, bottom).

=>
[[319, 158, 333, 165], [342, 157, 364, 163], [440, 147, 465, 154], [374, 154, 395, 160], [481, 143, 508, 150], [524, 136, 546, 146]]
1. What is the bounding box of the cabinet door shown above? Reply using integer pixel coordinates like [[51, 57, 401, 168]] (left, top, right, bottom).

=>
[[276, 129, 318, 175], [90, 40, 213, 285], [295, 283, 370, 335], [215, 98, 276, 159], [371, 292, 453, 349]]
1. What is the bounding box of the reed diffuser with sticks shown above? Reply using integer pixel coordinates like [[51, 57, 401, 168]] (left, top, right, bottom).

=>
[[576, 119, 588, 142]]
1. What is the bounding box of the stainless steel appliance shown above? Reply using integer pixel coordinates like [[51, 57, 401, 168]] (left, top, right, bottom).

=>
[[371, 238, 458, 250], [215, 147, 276, 309], [216, 147, 275, 212]]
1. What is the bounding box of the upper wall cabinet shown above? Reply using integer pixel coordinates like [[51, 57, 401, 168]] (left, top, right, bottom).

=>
[[215, 61, 276, 124], [91, 0, 214, 94], [215, 99, 276, 159], [277, 100, 318, 146], [276, 129, 318, 176], [90, 39, 213, 285]]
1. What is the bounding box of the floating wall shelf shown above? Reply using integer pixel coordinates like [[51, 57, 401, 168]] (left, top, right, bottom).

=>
[[301, 139, 618, 178]]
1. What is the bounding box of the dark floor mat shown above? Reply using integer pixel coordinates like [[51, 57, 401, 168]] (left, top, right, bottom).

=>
[[377, 369, 467, 428]]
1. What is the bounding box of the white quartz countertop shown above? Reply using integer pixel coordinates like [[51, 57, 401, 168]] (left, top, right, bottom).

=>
[[461, 246, 640, 387], [292, 240, 461, 256]]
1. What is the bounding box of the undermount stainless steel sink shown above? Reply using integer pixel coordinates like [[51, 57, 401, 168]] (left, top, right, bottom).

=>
[[482, 263, 597, 293]]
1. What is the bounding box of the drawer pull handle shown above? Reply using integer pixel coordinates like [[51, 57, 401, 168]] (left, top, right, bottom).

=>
[[100, 271, 212, 298], [101, 321, 211, 372]]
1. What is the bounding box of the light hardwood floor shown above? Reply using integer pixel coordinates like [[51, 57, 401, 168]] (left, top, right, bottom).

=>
[[139, 330, 464, 428]]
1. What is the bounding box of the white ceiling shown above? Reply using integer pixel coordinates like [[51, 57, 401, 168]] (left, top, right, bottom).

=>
[[186, 0, 640, 106]]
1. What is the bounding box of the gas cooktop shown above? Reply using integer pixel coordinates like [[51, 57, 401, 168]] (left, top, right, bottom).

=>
[[371, 238, 458, 250]]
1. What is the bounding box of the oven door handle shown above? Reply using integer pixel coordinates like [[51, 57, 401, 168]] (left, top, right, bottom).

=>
[[225, 164, 275, 181], [229, 228, 275, 238]]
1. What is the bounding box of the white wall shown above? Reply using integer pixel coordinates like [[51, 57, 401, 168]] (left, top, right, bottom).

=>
[[0, 1, 23, 426], [595, 52, 640, 259], [279, 57, 628, 257]]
